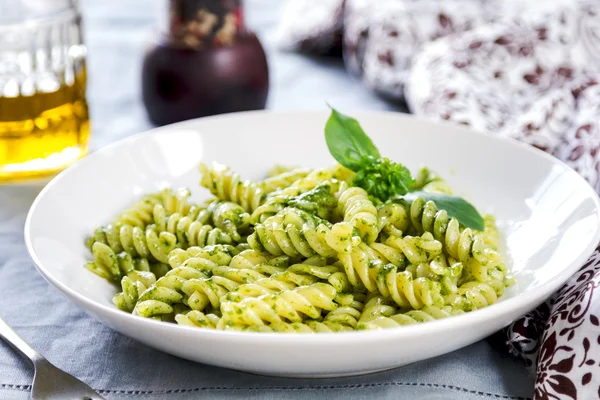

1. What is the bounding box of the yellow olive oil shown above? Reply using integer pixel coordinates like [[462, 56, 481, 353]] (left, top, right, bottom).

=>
[[0, 68, 90, 182]]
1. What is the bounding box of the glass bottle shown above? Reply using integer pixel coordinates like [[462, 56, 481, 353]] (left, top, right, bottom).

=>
[[0, 0, 90, 182], [141, 0, 270, 126]]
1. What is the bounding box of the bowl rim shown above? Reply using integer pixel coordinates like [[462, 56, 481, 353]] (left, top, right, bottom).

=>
[[24, 109, 600, 343]]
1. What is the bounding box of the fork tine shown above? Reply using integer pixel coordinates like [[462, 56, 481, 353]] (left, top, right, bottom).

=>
[[31, 359, 106, 400]]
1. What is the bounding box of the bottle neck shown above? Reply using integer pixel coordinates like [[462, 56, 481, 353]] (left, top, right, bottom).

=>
[[166, 0, 245, 49]]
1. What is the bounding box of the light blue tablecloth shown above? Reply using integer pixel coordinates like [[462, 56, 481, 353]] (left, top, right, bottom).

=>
[[0, 1, 535, 398]]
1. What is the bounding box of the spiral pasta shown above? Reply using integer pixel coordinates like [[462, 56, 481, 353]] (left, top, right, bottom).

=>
[[339, 233, 441, 285], [129, 266, 206, 317], [85, 227, 177, 282], [251, 168, 342, 223], [357, 295, 398, 324], [412, 167, 453, 195], [181, 275, 241, 313], [167, 244, 236, 269], [109, 253, 158, 310], [113, 274, 154, 312], [175, 310, 221, 329], [259, 167, 312, 193], [132, 247, 236, 317], [222, 277, 296, 302], [113, 195, 161, 229], [367, 231, 442, 266], [358, 306, 459, 329], [221, 257, 352, 307], [478, 215, 501, 251], [221, 282, 338, 326], [199, 161, 265, 212], [287, 182, 341, 220], [228, 249, 291, 276], [91, 223, 180, 262], [113, 187, 191, 229], [337, 186, 379, 244], [252, 181, 341, 225], [85, 156, 511, 333], [87, 187, 213, 258], [321, 292, 365, 329], [336, 237, 446, 309], [405, 254, 463, 295], [446, 281, 498, 312], [377, 202, 410, 236], [408, 197, 503, 282], [210, 201, 251, 241], [265, 164, 300, 178], [248, 207, 357, 258], [274, 260, 351, 293], [153, 205, 235, 249]]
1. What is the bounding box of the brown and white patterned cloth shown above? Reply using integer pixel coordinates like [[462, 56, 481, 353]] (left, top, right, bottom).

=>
[[275, 1, 600, 398]]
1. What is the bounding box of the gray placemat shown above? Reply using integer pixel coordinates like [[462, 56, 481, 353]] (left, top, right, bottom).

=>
[[0, 0, 534, 398]]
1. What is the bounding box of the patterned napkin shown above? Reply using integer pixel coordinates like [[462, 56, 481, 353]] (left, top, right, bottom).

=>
[[274, 1, 600, 398]]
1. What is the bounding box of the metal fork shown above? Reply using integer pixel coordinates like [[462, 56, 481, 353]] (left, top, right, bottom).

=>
[[0, 316, 105, 400]]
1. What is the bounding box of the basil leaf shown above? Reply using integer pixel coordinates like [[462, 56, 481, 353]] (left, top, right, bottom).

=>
[[324, 106, 380, 171], [397, 191, 485, 231]]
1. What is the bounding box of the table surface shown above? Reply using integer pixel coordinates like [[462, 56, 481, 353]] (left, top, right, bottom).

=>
[[0, 1, 535, 399]]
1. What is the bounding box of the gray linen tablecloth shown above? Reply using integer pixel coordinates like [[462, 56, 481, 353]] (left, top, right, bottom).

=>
[[0, 1, 535, 398]]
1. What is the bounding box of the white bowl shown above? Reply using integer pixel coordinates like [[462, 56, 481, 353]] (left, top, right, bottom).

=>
[[24, 110, 600, 377]]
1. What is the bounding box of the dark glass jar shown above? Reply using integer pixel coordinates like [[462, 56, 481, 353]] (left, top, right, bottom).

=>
[[142, 0, 269, 126]]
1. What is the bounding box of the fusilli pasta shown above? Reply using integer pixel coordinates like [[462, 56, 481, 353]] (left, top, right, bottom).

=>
[[84, 159, 512, 333]]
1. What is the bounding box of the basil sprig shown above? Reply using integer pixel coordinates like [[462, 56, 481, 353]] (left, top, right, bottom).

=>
[[324, 106, 484, 231]]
